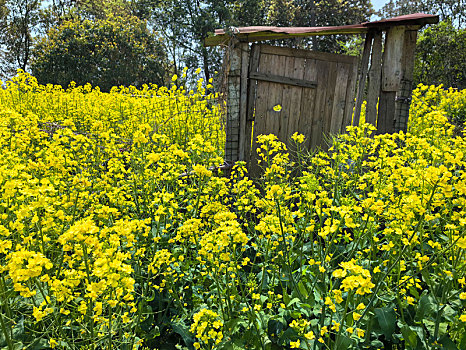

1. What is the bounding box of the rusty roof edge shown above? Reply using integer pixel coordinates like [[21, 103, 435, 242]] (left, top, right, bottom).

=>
[[362, 13, 439, 27], [204, 13, 439, 47]]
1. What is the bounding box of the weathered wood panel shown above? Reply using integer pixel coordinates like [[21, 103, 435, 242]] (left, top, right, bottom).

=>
[[330, 62, 351, 134], [247, 44, 358, 169], [322, 61, 339, 141], [260, 44, 358, 64], [250, 52, 271, 157], [377, 91, 396, 134], [342, 60, 359, 133], [286, 57, 307, 145], [249, 71, 316, 88], [310, 60, 330, 149], [262, 54, 287, 137], [353, 32, 374, 126], [366, 30, 383, 126], [299, 58, 318, 150], [382, 26, 405, 92], [394, 29, 418, 133]]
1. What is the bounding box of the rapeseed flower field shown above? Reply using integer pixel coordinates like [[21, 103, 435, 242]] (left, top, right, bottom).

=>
[[0, 71, 465, 349]]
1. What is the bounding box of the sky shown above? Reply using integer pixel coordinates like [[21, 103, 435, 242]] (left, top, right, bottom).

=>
[[372, 0, 390, 12]]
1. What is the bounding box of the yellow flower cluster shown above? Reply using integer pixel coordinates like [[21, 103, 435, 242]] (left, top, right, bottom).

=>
[[190, 308, 223, 349], [0, 70, 465, 349]]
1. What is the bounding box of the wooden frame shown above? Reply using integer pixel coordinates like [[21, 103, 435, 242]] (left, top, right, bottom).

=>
[[218, 15, 438, 169]]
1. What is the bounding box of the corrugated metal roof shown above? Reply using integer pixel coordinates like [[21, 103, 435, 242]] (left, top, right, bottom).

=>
[[205, 13, 439, 46]]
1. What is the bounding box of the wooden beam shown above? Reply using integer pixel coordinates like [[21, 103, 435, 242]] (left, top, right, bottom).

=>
[[366, 30, 383, 126], [353, 31, 374, 126], [260, 45, 358, 64], [249, 71, 317, 88], [204, 27, 369, 47]]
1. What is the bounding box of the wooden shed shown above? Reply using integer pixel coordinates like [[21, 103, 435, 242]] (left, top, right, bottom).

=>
[[204, 13, 439, 169]]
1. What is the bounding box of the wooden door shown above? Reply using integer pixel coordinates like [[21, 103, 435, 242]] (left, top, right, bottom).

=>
[[247, 44, 358, 166]]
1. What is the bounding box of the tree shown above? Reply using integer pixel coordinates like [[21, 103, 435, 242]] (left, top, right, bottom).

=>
[[0, 0, 41, 76], [30, 14, 167, 91], [414, 21, 466, 89], [378, 0, 465, 28], [379, 0, 466, 88], [264, 0, 373, 52]]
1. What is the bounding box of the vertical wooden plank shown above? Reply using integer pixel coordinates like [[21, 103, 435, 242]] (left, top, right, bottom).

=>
[[277, 57, 296, 145], [238, 43, 249, 161], [244, 44, 261, 167], [322, 61, 339, 149], [225, 41, 241, 163], [394, 29, 418, 133], [279, 56, 305, 146], [382, 26, 405, 92], [310, 60, 330, 150], [330, 62, 350, 134], [401, 29, 418, 79], [250, 51, 287, 176], [299, 58, 317, 150], [377, 91, 396, 134], [366, 30, 383, 126], [277, 55, 296, 143], [249, 51, 271, 177], [341, 59, 359, 133], [377, 26, 405, 134], [286, 57, 306, 145], [263, 54, 286, 137], [353, 32, 374, 126], [250, 52, 270, 146]]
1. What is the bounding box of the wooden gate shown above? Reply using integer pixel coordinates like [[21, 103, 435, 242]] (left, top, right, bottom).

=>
[[244, 44, 358, 166]]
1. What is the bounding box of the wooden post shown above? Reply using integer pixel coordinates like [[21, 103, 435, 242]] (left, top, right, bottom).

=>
[[365, 30, 382, 126], [224, 40, 242, 164], [394, 28, 418, 133], [377, 26, 405, 134], [353, 32, 374, 126]]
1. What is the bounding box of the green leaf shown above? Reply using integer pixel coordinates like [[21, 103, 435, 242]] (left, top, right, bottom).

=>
[[422, 319, 447, 336], [11, 318, 24, 339], [401, 325, 418, 348], [375, 307, 397, 340], [438, 334, 458, 350], [297, 281, 309, 299], [225, 318, 247, 335], [460, 332, 466, 350], [30, 339, 49, 350], [370, 340, 384, 348], [170, 322, 194, 348], [334, 334, 353, 349], [267, 319, 286, 341], [415, 293, 437, 321]]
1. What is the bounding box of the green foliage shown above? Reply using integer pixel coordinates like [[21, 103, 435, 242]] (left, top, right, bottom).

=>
[[378, 0, 466, 28], [414, 21, 466, 89], [258, 0, 374, 53], [0, 0, 41, 76], [30, 14, 166, 91]]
